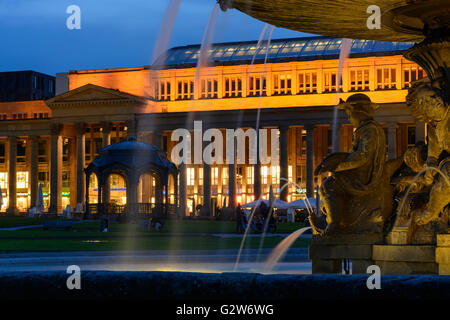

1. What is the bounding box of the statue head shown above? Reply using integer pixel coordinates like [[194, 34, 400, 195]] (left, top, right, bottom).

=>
[[406, 80, 446, 123], [338, 94, 379, 127]]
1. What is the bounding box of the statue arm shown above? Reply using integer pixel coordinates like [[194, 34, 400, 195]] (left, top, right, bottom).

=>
[[334, 129, 373, 172]]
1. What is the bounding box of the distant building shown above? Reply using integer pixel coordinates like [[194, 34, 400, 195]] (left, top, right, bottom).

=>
[[0, 36, 428, 214], [0, 71, 55, 102]]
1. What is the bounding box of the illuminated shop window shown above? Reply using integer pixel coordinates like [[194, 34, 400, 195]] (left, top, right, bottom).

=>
[[271, 166, 280, 185], [187, 167, 195, 186], [16, 172, 28, 189], [248, 76, 266, 97], [350, 69, 370, 91], [261, 166, 269, 184], [222, 167, 228, 186], [198, 167, 203, 186], [273, 74, 292, 95], [211, 167, 219, 185], [246, 166, 254, 185], [0, 172, 8, 189]]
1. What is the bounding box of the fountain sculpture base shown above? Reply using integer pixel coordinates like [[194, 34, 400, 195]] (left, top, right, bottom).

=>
[[310, 234, 450, 275]]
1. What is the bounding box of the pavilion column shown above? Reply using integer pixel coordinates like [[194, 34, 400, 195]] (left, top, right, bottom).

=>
[[101, 122, 112, 203], [279, 126, 289, 202], [305, 125, 315, 198], [6, 136, 18, 215], [385, 123, 397, 160], [75, 122, 86, 206], [49, 124, 63, 213], [415, 121, 426, 144], [30, 135, 38, 208], [178, 163, 187, 216]]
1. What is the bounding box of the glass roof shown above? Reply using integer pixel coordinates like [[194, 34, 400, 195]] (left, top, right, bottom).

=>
[[153, 36, 414, 68]]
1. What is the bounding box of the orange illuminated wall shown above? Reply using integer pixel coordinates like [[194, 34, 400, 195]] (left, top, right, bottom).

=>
[[66, 54, 426, 114], [0, 100, 52, 120]]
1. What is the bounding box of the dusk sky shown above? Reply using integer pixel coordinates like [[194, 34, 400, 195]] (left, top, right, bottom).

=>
[[0, 0, 311, 76]]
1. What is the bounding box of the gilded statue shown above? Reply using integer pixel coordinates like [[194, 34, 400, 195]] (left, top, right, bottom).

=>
[[310, 94, 397, 235]]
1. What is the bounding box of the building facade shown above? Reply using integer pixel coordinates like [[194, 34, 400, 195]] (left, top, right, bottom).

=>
[[0, 37, 427, 215]]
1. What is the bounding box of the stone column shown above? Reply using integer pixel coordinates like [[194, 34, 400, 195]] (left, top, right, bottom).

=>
[[153, 131, 162, 149], [30, 136, 38, 208], [305, 125, 315, 198], [279, 126, 289, 201], [385, 123, 397, 160], [202, 163, 211, 216], [254, 127, 262, 200], [49, 124, 63, 213], [6, 136, 18, 215], [415, 121, 426, 144], [75, 122, 86, 206], [101, 122, 112, 203], [178, 163, 187, 216], [125, 119, 137, 138], [228, 162, 236, 208]]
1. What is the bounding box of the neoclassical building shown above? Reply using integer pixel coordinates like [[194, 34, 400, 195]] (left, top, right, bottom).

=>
[[0, 36, 427, 215]]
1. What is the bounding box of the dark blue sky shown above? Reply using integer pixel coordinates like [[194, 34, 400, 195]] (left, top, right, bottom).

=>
[[0, 0, 310, 76]]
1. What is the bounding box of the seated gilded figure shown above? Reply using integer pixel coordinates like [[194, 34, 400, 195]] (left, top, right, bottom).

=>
[[310, 94, 397, 235]]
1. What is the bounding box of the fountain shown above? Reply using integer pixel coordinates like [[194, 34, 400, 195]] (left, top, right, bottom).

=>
[[219, 0, 450, 275]]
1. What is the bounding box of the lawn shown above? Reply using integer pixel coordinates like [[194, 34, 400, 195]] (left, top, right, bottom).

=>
[[0, 216, 60, 228], [0, 218, 310, 252]]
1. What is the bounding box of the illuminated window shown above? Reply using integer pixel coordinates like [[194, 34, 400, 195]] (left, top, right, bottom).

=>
[[222, 167, 228, 186], [16, 140, 26, 163], [0, 142, 5, 164], [187, 167, 195, 186], [376, 67, 397, 90], [177, 80, 194, 100], [288, 165, 293, 181], [38, 140, 47, 163], [248, 76, 266, 97], [16, 172, 28, 189], [198, 167, 203, 186], [271, 166, 280, 185], [298, 71, 317, 93], [155, 80, 171, 101], [0, 172, 8, 189], [200, 78, 218, 99], [211, 167, 219, 185], [350, 69, 370, 91], [323, 71, 339, 92], [224, 77, 242, 98], [261, 166, 269, 184], [403, 66, 426, 88], [246, 166, 254, 185], [273, 74, 292, 95]]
